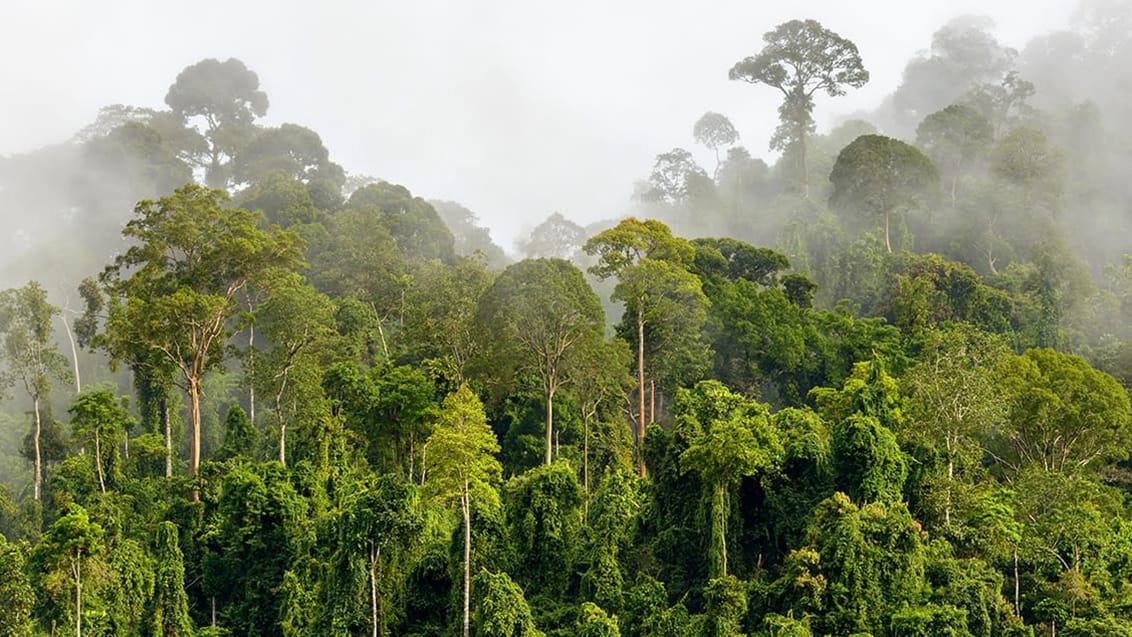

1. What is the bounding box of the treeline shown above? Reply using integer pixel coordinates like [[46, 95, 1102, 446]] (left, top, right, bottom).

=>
[[2, 6, 1132, 637]]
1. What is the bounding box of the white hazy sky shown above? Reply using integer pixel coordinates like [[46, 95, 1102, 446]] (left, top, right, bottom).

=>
[[0, 0, 1078, 248]]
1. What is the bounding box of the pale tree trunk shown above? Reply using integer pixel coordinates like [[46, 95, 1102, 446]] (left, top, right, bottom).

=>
[[188, 376, 202, 501], [60, 314, 81, 394], [1014, 545, 1020, 616], [583, 414, 590, 520], [375, 543, 384, 637], [945, 434, 954, 527], [279, 421, 287, 467], [884, 208, 893, 253], [636, 304, 646, 478], [248, 322, 255, 423], [716, 482, 728, 577], [276, 380, 288, 467], [649, 380, 655, 426], [945, 457, 953, 527], [94, 431, 105, 493], [544, 388, 554, 466], [164, 401, 173, 479], [370, 302, 390, 361], [461, 487, 471, 637], [274, 356, 298, 468], [74, 552, 82, 637], [33, 395, 42, 501]]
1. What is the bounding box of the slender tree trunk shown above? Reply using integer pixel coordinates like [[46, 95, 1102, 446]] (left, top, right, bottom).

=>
[[248, 322, 255, 423], [884, 208, 893, 253], [945, 456, 953, 527], [189, 379, 201, 476], [373, 316, 390, 360], [649, 380, 655, 425], [716, 482, 728, 577], [279, 421, 287, 467], [60, 314, 81, 394], [74, 553, 82, 637], [276, 381, 288, 467], [95, 431, 105, 493], [637, 305, 646, 478], [33, 395, 42, 501], [462, 487, 471, 637], [370, 544, 379, 637], [188, 376, 202, 501], [1014, 545, 1020, 616], [545, 388, 554, 465], [945, 433, 954, 527], [583, 414, 590, 508], [164, 400, 173, 479]]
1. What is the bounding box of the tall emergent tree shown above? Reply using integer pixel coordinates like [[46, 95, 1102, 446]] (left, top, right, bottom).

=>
[[829, 134, 940, 253], [729, 19, 869, 196], [516, 212, 587, 262], [165, 57, 269, 188], [476, 258, 605, 465], [584, 219, 709, 476], [639, 148, 708, 205], [915, 103, 994, 204], [693, 112, 740, 179], [0, 281, 70, 501], [95, 184, 302, 490], [424, 385, 502, 637]]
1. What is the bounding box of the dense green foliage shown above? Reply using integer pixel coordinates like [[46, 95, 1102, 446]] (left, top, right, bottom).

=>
[[4, 13, 1132, 635]]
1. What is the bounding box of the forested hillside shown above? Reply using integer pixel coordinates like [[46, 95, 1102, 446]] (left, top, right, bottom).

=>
[[2, 5, 1132, 636]]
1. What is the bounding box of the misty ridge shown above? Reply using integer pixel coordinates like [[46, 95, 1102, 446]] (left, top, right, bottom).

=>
[[0, 5, 1129, 400], [0, 5, 1129, 302]]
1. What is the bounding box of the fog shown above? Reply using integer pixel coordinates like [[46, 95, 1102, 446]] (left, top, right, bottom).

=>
[[1, 0, 1078, 250]]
